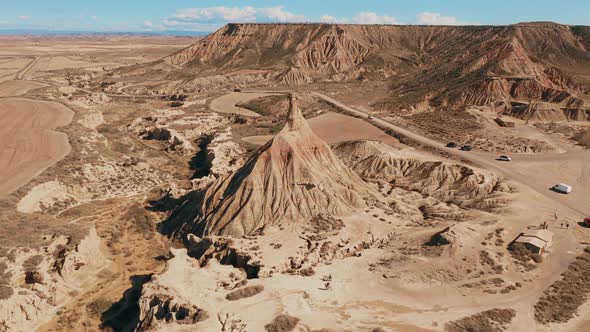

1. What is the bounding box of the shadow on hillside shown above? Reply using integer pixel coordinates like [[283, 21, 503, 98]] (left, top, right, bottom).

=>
[[100, 274, 152, 332]]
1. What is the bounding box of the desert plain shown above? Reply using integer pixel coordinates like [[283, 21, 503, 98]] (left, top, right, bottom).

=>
[[0, 23, 590, 332]]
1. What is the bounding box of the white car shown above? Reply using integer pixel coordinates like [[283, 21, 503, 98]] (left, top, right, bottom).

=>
[[497, 155, 512, 161], [553, 183, 573, 194]]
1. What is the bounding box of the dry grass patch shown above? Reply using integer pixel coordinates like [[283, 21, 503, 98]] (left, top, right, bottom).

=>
[[225, 285, 264, 301], [445, 308, 516, 332], [237, 95, 287, 117], [508, 242, 541, 270], [534, 247, 590, 324], [264, 314, 300, 332], [0, 262, 13, 299], [87, 298, 113, 317]]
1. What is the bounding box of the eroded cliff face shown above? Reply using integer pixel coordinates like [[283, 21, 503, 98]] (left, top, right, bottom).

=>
[[332, 140, 512, 213], [135, 248, 220, 332], [163, 23, 590, 113], [0, 228, 110, 331], [161, 95, 375, 238]]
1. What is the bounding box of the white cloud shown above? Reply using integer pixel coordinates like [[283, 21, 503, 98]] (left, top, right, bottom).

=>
[[141, 20, 165, 31], [18, 16, 31, 21], [352, 11, 399, 24], [319, 11, 472, 26], [169, 6, 305, 23], [257, 7, 306, 22], [416, 12, 462, 25], [320, 15, 336, 23], [320, 15, 342, 23], [319, 11, 399, 25], [161, 19, 221, 32], [171, 7, 258, 22], [162, 6, 307, 31]]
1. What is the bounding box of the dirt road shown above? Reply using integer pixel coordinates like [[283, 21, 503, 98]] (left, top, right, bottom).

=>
[[314, 92, 590, 217], [0, 97, 73, 197], [15, 56, 41, 80]]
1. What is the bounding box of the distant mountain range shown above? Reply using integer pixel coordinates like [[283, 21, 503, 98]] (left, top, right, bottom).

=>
[[0, 29, 208, 36]]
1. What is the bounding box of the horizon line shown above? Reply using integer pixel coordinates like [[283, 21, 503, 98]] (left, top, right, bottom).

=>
[[0, 21, 587, 37]]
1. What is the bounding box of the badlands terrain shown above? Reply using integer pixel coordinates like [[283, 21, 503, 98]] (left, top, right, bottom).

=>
[[0, 22, 590, 332]]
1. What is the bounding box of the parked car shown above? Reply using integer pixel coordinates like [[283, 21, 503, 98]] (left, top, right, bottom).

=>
[[497, 155, 512, 161], [233, 88, 241, 92], [368, 115, 374, 120], [460, 145, 473, 151], [552, 183, 573, 194], [583, 217, 590, 227], [446, 142, 458, 148]]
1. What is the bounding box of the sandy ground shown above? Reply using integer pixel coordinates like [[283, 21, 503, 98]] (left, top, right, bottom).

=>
[[209, 92, 281, 117], [315, 92, 590, 217], [0, 80, 47, 97], [1, 35, 590, 331], [242, 111, 399, 146], [15, 56, 41, 79], [0, 97, 73, 198], [499, 151, 590, 217], [0, 36, 197, 332], [0, 36, 196, 83]]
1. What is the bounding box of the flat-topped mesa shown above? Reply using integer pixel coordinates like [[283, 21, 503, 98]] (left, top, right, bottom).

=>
[[161, 23, 590, 112], [163, 94, 375, 238]]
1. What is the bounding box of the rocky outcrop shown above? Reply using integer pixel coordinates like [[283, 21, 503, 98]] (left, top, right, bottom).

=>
[[275, 67, 312, 85], [136, 248, 246, 331], [575, 129, 590, 147], [136, 294, 208, 332], [0, 228, 110, 332], [186, 235, 260, 279], [161, 23, 590, 114], [162, 95, 375, 238], [424, 224, 472, 249], [509, 101, 569, 122], [156, 71, 273, 95], [292, 25, 370, 75], [128, 108, 231, 155], [333, 140, 512, 212]]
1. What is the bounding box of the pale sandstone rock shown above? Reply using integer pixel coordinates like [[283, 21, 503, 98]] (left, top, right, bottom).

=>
[[164, 95, 376, 237], [0, 228, 110, 332]]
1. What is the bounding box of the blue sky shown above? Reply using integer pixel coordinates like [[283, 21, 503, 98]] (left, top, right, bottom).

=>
[[1, 0, 589, 33]]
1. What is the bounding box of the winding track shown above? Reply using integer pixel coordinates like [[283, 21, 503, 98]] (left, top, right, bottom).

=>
[[15, 56, 41, 80], [313, 92, 590, 217]]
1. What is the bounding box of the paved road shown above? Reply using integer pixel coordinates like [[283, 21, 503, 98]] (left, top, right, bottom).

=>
[[313, 92, 590, 217]]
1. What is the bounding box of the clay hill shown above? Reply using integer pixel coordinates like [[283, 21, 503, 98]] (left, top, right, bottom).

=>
[[161, 94, 374, 238], [148, 22, 590, 116]]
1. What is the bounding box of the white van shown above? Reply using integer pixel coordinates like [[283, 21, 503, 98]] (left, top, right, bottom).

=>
[[552, 183, 573, 194]]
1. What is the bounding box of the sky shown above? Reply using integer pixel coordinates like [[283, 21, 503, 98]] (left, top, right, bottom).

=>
[[1, 0, 589, 33]]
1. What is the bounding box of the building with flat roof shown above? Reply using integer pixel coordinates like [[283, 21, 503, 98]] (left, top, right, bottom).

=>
[[514, 229, 554, 254]]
